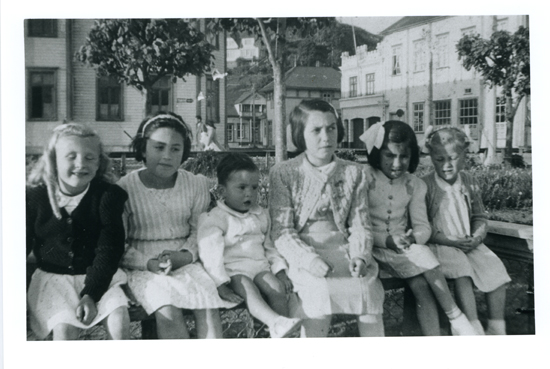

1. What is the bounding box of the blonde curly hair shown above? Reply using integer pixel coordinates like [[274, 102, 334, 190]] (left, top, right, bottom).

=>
[[27, 123, 114, 219]]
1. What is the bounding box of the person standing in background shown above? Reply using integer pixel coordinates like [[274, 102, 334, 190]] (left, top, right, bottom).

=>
[[195, 115, 205, 151]]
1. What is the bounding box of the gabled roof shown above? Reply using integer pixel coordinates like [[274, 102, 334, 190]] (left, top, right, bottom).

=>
[[235, 91, 265, 105], [380, 16, 449, 35], [260, 66, 341, 93], [226, 86, 245, 117]]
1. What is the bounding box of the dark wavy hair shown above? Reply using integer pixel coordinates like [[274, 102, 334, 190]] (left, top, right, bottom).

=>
[[366, 120, 420, 173], [289, 99, 345, 153], [130, 111, 192, 164], [217, 152, 258, 186]]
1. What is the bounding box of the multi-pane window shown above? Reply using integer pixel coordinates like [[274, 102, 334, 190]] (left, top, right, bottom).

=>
[[236, 122, 249, 140], [252, 120, 261, 143], [28, 19, 57, 37], [322, 92, 332, 102], [413, 40, 426, 72], [206, 77, 220, 123], [459, 98, 478, 125], [97, 76, 123, 121], [149, 76, 171, 114], [366, 73, 375, 95], [413, 102, 424, 132], [435, 33, 449, 68], [496, 96, 506, 123], [349, 76, 357, 97], [434, 100, 451, 126], [28, 70, 56, 120], [227, 123, 234, 142], [392, 45, 402, 75]]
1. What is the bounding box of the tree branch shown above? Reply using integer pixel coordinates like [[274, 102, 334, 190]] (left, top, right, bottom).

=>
[[256, 18, 277, 68]]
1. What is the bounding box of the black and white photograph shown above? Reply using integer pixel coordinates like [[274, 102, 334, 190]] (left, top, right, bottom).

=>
[[2, 1, 548, 368]]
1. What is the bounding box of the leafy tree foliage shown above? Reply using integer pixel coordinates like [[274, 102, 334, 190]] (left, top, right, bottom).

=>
[[456, 26, 530, 163], [210, 18, 334, 162], [76, 19, 214, 115]]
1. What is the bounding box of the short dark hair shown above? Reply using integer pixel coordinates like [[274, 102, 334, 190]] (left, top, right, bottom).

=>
[[289, 99, 345, 153], [196, 115, 202, 121], [217, 153, 258, 186], [366, 120, 420, 173], [131, 111, 192, 164]]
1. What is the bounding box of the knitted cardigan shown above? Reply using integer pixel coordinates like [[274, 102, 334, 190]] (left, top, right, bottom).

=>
[[422, 171, 488, 242], [26, 178, 128, 302], [269, 153, 373, 270]]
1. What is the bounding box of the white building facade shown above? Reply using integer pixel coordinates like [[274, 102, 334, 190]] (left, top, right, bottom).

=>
[[339, 16, 530, 152]]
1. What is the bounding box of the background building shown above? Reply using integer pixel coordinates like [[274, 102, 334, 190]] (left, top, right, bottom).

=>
[[261, 65, 342, 150], [226, 91, 267, 148], [339, 15, 530, 152], [25, 19, 227, 154]]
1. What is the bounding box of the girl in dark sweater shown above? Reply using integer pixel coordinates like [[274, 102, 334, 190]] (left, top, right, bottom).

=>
[[27, 123, 130, 340]]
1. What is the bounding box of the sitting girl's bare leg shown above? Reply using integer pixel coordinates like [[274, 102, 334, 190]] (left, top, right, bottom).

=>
[[154, 305, 189, 339], [102, 306, 130, 340], [52, 323, 80, 340], [230, 275, 279, 326], [422, 267, 459, 313], [423, 267, 477, 335], [301, 316, 331, 338], [486, 284, 507, 335], [454, 277, 478, 321], [454, 277, 483, 334], [254, 272, 289, 317], [357, 314, 385, 337], [194, 309, 223, 339], [406, 275, 440, 336]]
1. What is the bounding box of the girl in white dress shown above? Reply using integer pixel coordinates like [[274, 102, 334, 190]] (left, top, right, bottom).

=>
[[118, 112, 237, 339], [423, 126, 510, 335], [360, 121, 477, 335]]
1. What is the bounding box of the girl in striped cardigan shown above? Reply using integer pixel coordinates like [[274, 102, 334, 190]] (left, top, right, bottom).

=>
[[118, 112, 237, 339]]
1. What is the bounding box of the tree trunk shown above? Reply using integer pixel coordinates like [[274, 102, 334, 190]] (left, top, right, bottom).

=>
[[273, 62, 287, 163], [504, 93, 514, 164], [144, 88, 152, 117]]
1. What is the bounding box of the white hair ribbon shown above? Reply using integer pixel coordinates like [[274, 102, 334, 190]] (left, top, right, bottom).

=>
[[359, 122, 385, 154]]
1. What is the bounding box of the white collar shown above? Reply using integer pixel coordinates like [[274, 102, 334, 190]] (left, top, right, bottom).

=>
[[217, 200, 262, 218], [56, 184, 90, 208], [435, 172, 463, 192]]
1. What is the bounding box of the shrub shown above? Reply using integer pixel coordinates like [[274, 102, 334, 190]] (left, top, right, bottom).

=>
[[335, 150, 358, 162], [470, 165, 532, 210], [182, 151, 224, 178]]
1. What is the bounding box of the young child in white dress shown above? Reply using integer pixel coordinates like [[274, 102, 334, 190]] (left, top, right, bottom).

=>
[[198, 153, 301, 338], [423, 126, 510, 335], [118, 112, 237, 339], [27, 123, 129, 340], [360, 120, 477, 335]]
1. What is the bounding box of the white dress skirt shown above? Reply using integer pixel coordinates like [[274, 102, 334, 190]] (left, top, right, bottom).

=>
[[27, 268, 128, 339], [428, 175, 511, 292], [288, 194, 384, 319], [122, 239, 238, 315]]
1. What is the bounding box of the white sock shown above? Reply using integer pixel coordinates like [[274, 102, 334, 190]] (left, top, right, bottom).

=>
[[445, 306, 462, 320], [486, 319, 506, 335]]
